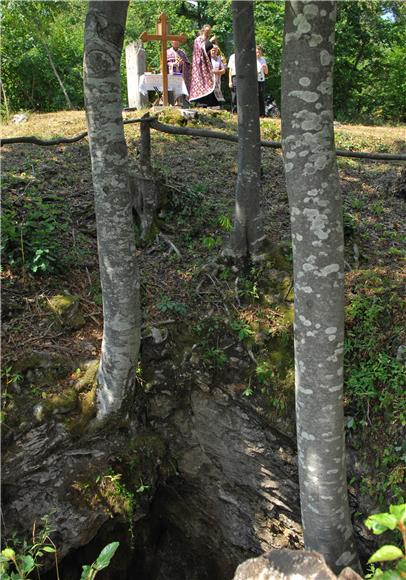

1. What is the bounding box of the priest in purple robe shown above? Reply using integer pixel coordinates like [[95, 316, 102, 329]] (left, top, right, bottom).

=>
[[166, 40, 191, 95], [189, 25, 223, 107]]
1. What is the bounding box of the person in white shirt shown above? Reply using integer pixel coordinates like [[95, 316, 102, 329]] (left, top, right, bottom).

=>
[[227, 53, 237, 113], [256, 45, 268, 117], [210, 45, 225, 105]]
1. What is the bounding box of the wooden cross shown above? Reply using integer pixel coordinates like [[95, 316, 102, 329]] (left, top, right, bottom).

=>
[[140, 13, 187, 106]]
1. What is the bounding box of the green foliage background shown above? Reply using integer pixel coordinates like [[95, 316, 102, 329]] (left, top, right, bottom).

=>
[[1, 0, 405, 122]]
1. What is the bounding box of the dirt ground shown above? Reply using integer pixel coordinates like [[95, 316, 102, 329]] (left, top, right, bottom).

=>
[[1, 109, 405, 512]]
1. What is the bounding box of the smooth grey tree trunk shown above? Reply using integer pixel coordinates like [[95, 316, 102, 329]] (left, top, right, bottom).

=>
[[224, 0, 265, 260], [84, 0, 141, 420], [281, 1, 360, 574]]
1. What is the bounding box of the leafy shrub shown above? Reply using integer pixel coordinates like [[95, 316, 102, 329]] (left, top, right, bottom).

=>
[[203, 346, 228, 367], [346, 353, 406, 425], [365, 503, 406, 579], [1, 195, 69, 274], [230, 319, 254, 341], [0, 517, 57, 579]]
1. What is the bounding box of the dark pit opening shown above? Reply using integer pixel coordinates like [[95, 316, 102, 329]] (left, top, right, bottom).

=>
[[43, 479, 236, 580]]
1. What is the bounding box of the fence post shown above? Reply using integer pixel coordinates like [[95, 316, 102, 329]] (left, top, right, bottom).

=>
[[140, 113, 152, 175]]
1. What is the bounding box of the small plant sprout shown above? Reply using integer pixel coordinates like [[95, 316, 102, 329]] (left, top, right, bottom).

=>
[[80, 542, 120, 580], [256, 361, 274, 385], [230, 319, 254, 341], [0, 517, 59, 580], [157, 294, 187, 316], [218, 214, 232, 232], [365, 503, 406, 578], [201, 236, 221, 250], [136, 480, 150, 494], [203, 346, 228, 367], [242, 378, 254, 397]]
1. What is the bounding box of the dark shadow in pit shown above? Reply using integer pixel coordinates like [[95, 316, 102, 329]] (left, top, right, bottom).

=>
[[43, 477, 235, 580]]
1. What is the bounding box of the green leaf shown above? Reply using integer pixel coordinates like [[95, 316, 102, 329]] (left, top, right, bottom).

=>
[[80, 564, 93, 580], [42, 546, 56, 553], [93, 542, 119, 571], [19, 554, 35, 574], [389, 504, 406, 524], [365, 513, 398, 533], [396, 559, 406, 573], [376, 571, 402, 579], [368, 545, 404, 563], [0, 558, 10, 576], [1, 549, 15, 561]]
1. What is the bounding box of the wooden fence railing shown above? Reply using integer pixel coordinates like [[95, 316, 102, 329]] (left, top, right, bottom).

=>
[[1, 112, 405, 163]]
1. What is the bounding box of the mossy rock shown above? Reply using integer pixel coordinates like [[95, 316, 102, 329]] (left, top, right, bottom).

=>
[[47, 294, 86, 330], [16, 350, 71, 373], [268, 335, 294, 376], [15, 350, 74, 386], [46, 388, 78, 415], [157, 108, 187, 126], [65, 385, 97, 437], [265, 244, 293, 273], [74, 360, 99, 392], [278, 303, 295, 326], [131, 432, 167, 459]]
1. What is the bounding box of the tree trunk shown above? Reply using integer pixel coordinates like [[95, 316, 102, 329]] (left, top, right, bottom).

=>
[[84, 0, 141, 420], [1, 81, 10, 119], [41, 39, 74, 110], [32, 14, 74, 111], [224, 0, 265, 261], [281, 1, 360, 574]]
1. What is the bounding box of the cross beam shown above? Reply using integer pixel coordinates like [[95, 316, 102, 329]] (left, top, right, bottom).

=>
[[140, 13, 187, 106]]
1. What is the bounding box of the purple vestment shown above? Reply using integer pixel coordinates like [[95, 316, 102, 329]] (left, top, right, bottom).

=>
[[166, 46, 191, 93], [189, 36, 215, 102]]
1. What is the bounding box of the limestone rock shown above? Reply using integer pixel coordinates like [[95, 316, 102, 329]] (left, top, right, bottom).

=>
[[143, 385, 303, 579], [396, 344, 406, 363], [47, 294, 86, 329], [12, 113, 28, 124], [15, 350, 73, 387], [1, 420, 147, 567], [232, 549, 363, 580]]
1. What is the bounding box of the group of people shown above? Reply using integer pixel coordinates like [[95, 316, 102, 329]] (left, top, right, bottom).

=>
[[165, 24, 268, 115]]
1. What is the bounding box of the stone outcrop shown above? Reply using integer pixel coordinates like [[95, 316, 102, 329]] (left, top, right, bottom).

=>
[[2, 331, 303, 579], [46, 293, 85, 329], [233, 549, 363, 580], [127, 332, 303, 579]]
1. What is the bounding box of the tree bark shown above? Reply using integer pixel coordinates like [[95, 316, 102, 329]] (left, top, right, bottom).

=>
[[84, 0, 141, 420], [281, 1, 360, 574], [41, 38, 74, 110], [224, 0, 265, 261]]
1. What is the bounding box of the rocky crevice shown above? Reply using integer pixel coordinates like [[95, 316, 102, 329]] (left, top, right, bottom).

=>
[[2, 325, 304, 579]]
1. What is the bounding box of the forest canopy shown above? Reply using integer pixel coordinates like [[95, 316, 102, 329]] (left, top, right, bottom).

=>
[[1, 0, 405, 123]]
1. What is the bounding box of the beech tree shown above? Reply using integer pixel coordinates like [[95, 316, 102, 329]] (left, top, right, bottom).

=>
[[84, 0, 141, 420], [224, 0, 265, 260], [281, 1, 360, 573]]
